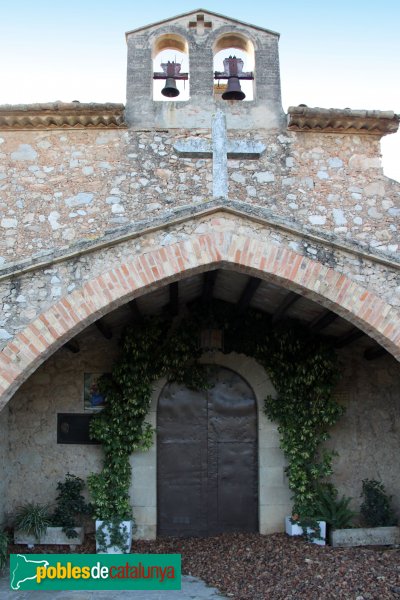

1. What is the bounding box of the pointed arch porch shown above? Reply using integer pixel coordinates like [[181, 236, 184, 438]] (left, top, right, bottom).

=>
[[0, 229, 399, 410]]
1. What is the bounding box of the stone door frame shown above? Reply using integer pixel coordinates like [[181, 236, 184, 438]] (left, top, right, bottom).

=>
[[129, 352, 290, 539]]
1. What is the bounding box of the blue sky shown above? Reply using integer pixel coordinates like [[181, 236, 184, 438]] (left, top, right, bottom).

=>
[[0, 0, 399, 180]]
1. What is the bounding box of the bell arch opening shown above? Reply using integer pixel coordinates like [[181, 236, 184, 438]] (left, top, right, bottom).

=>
[[152, 33, 189, 101], [213, 33, 255, 101]]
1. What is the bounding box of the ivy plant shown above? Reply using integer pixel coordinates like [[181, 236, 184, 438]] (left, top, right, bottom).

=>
[[261, 325, 343, 519], [95, 519, 130, 554], [88, 299, 344, 539], [88, 316, 207, 550]]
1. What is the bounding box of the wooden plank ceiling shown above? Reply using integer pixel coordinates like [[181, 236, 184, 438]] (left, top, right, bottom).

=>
[[64, 269, 388, 361]]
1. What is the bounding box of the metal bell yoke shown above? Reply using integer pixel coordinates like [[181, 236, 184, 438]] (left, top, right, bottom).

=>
[[214, 56, 254, 101], [153, 61, 188, 98]]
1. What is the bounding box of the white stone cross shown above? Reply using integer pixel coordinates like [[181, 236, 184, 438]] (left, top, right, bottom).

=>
[[173, 110, 266, 199]]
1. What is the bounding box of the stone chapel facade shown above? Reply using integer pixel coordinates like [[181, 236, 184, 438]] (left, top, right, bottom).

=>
[[0, 9, 399, 538]]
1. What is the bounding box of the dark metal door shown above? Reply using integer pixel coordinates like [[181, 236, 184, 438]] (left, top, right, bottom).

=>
[[157, 366, 258, 537]]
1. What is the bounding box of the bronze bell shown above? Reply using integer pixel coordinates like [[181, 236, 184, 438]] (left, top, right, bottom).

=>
[[222, 76, 245, 101], [161, 77, 180, 98]]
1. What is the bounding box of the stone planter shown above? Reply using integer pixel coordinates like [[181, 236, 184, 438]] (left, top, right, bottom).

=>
[[95, 520, 133, 554], [285, 517, 326, 546], [329, 526, 400, 547], [14, 526, 84, 549]]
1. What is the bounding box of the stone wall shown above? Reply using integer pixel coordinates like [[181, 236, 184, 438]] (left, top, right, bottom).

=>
[[0, 128, 399, 271], [329, 348, 400, 514], [4, 326, 116, 518], [2, 321, 400, 536]]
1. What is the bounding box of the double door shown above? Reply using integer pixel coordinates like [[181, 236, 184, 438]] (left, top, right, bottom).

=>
[[157, 366, 258, 537]]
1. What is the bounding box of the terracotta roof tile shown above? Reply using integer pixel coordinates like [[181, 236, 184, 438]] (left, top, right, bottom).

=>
[[287, 106, 399, 136]]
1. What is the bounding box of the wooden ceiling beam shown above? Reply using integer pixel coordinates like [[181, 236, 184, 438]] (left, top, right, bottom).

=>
[[128, 299, 141, 320], [309, 310, 338, 333], [364, 346, 387, 361], [237, 277, 262, 314], [201, 270, 218, 304], [169, 281, 179, 316], [334, 328, 364, 348], [95, 318, 113, 340], [64, 340, 80, 353], [272, 292, 301, 324]]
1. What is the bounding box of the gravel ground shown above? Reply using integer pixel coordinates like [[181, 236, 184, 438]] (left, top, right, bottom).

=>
[[135, 533, 400, 600], [9, 532, 400, 600]]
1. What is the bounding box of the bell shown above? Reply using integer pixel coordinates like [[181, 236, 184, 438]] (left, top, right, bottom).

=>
[[161, 77, 180, 98], [222, 76, 245, 101]]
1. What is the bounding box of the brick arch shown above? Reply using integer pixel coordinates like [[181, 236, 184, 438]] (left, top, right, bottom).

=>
[[0, 230, 399, 410]]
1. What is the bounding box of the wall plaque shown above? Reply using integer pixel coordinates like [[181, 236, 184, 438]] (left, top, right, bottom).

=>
[[57, 413, 101, 445]]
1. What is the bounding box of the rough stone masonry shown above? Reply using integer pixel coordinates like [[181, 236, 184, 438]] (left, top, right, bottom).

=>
[[0, 117, 399, 268]]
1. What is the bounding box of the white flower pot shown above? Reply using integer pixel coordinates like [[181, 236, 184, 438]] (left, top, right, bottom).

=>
[[285, 517, 304, 536], [14, 526, 84, 549], [330, 525, 400, 547], [285, 517, 326, 545], [95, 520, 132, 554]]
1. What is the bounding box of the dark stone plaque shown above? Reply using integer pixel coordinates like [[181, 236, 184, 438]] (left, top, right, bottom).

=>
[[57, 413, 101, 445]]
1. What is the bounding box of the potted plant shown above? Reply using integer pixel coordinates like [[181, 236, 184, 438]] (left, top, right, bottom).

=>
[[14, 503, 52, 546], [14, 474, 91, 548], [87, 342, 156, 555], [285, 514, 327, 546], [330, 479, 399, 547], [88, 469, 134, 554], [285, 483, 355, 546], [94, 518, 133, 555], [0, 529, 9, 571], [312, 484, 355, 545], [360, 479, 397, 527], [51, 473, 91, 542]]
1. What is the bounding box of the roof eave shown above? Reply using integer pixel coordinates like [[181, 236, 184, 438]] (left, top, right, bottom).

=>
[[287, 106, 399, 137], [0, 102, 127, 130]]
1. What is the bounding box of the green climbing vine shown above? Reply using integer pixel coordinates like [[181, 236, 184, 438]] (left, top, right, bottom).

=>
[[88, 316, 208, 522], [89, 299, 343, 526]]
